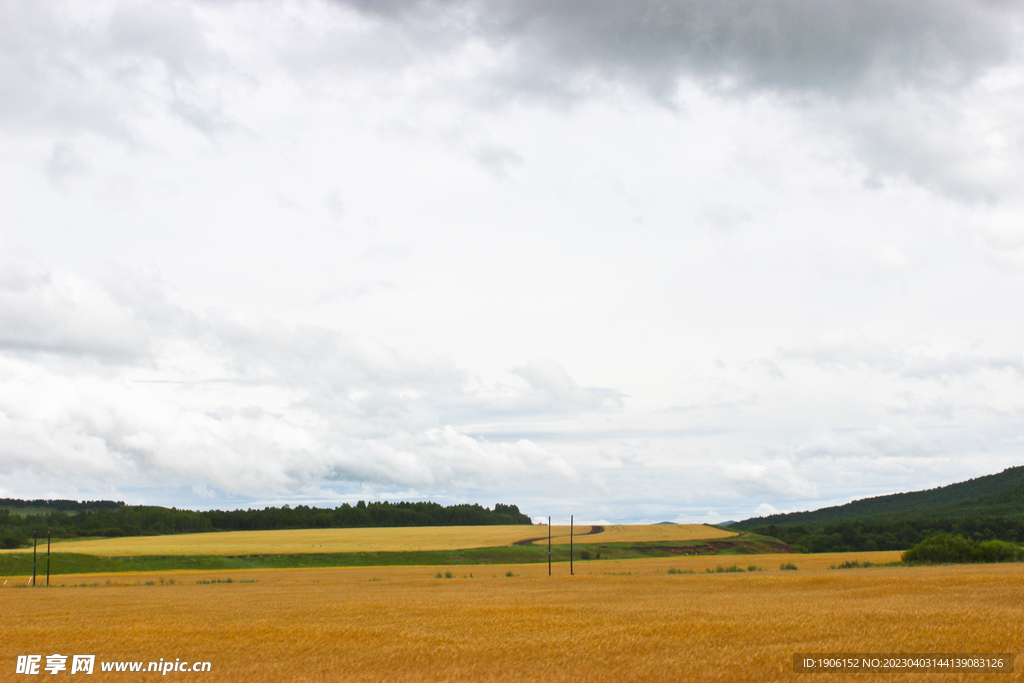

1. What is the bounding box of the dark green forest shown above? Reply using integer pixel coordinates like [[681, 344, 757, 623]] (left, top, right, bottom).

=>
[[734, 466, 1024, 552], [737, 517, 1024, 553], [0, 500, 532, 549]]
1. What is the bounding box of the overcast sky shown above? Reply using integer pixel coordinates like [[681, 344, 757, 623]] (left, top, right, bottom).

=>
[[2, 0, 1024, 523]]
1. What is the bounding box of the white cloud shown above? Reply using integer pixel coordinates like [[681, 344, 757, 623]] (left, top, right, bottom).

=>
[[512, 358, 624, 412], [721, 459, 819, 499], [0, 259, 592, 500], [0, 259, 155, 363], [2, 1, 1024, 519], [0, 0, 228, 140]]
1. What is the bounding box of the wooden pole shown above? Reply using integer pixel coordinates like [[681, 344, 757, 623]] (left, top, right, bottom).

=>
[[548, 516, 551, 576], [32, 530, 37, 587], [570, 515, 574, 576], [46, 530, 51, 587]]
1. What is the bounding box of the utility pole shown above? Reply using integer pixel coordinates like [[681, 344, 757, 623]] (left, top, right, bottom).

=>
[[32, 530, 37, 587], [46, 530, 51, 587], [548, 516, 551, 576], [570, 515, 574, 576]]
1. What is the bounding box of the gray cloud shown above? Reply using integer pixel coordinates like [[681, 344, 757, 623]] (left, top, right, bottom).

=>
[[6, 1, 1022, 201], [339, 0, 1020, 98], [331, 0, 1024, 200]]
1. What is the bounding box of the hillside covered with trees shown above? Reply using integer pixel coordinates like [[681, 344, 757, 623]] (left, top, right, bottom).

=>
[[733, 467, 1024, 552]]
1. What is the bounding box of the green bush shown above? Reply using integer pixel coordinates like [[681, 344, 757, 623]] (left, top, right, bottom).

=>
[[578, 550, 591, 560], [780, 562, 798, 570], [979, 539, 1020, 562], [0, 535, 24, 549], [903, 533, 979, 563], [831, 560, 874, 569], [902, 533, 1022, 564]]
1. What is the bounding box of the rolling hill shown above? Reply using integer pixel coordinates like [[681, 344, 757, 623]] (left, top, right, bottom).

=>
[[731, 466, 1024, 552], [733, 466, 1024, 528]]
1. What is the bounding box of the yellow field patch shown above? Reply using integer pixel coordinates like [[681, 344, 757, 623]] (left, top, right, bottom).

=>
[[538, 523, 736, 545], [0, 526, 549, 556], [0, 524, 731, 556], [2, 555, 1020, 682]]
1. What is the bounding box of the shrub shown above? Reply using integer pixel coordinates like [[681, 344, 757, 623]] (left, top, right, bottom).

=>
[[444, 571, 454, 579], [831, 560, 874, 569], [505, 571, 515, 577], [979, 540, 1020, 563], [434, 572, 443, 579], [903, 533, 980, 564], [902, 533, 1022, 564], [579, 550, 591, 560], [779, 562, 798, 571], [0, 534, 25, 549]]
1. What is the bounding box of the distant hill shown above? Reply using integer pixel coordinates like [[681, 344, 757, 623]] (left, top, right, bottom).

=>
[[733, 466, 1024, 528], [731, 467, 1024, 553]]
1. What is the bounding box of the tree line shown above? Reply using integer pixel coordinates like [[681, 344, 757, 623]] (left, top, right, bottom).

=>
[[0, 498, 125, 511], [0, 501, 532, 548]]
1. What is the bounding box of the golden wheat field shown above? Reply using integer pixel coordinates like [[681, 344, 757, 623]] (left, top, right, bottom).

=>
[[537, 523, 736, 546], [3, 554, 1021, 682], [0, 524, 731, 556]]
